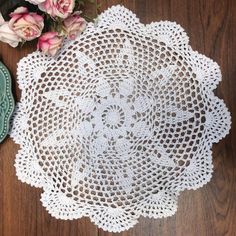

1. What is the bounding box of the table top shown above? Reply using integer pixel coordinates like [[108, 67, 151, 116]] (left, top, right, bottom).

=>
[[0, 1, 235, 236]]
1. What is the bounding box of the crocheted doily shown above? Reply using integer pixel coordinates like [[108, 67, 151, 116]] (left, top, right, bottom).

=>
[[10, 5, 231, 233]]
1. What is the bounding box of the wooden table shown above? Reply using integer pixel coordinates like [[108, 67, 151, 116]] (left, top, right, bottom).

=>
[[0, 1, 235, 235]]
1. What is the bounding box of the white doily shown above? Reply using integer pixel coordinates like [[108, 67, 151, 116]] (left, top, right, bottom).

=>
[[10, 5, 231, 233]]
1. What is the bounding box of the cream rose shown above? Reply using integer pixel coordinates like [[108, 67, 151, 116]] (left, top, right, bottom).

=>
[[0, 13, 22, 47], [0, 13, 4, 24], [0, 22, 22, 48]]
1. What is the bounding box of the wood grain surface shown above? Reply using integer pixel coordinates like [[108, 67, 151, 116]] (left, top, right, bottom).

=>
[[0, 0, 235, 235]]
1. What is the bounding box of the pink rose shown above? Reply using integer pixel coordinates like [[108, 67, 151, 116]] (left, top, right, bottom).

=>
[[63, 12, 87, 40], [37, 32, 63, 56], [39, 0, 75, 19], [9, 7, 44, 41], [25, 0, 46, 5]]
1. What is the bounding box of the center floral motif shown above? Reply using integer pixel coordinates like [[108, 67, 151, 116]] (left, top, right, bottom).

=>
[[102, 104, 124, 128], [89, 94, 133, 139], [76, 78, 152, 141]]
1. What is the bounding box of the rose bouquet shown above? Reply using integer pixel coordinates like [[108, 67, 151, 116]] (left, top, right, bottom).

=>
[[0, 0, 93, 56]]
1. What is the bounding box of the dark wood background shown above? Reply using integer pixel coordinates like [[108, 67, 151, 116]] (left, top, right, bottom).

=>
[[0, 0, 235, 235]]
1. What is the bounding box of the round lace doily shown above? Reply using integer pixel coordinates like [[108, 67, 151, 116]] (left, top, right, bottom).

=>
[[10, 5, 231, 233]]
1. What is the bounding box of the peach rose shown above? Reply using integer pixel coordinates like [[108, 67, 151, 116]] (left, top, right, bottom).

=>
[[63, 12, 87, 40], [37, 32, 63, 56], [39, 0, 75, 19], [9, 7, 44, 41]]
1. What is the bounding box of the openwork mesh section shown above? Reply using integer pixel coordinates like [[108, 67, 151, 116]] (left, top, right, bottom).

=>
[[10, 5, 231, 233]]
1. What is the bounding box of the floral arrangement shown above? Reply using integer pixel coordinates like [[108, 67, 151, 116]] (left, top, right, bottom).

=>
[[0, 0, 93, 56]]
